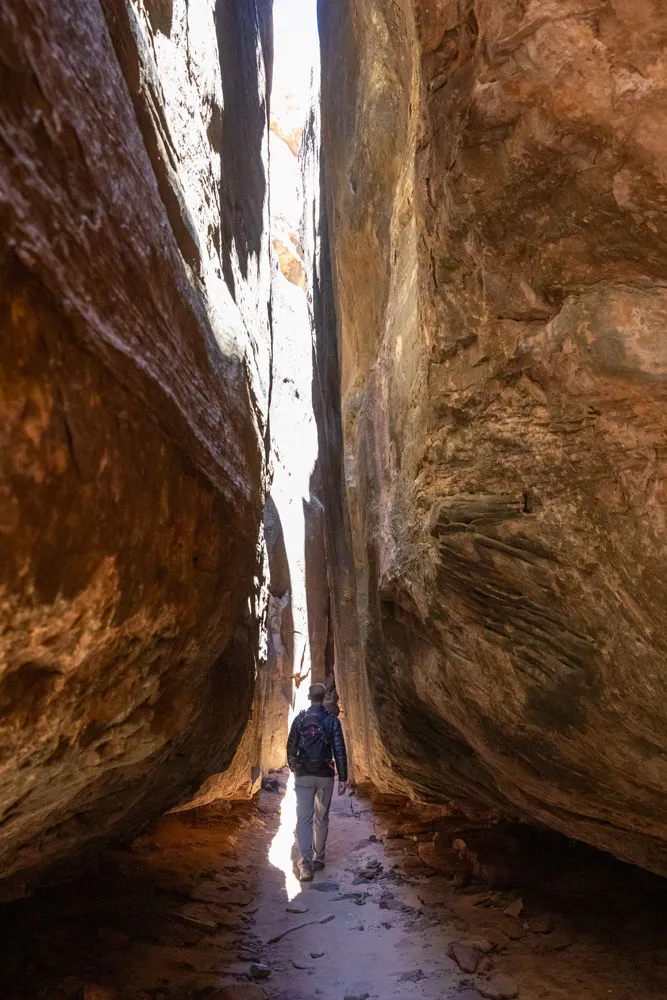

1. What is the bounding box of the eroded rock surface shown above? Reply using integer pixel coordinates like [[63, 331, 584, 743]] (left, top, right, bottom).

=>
[[0, 0, 272, 896], [175, 498, 294, 809], [318, 0, 667, 874]]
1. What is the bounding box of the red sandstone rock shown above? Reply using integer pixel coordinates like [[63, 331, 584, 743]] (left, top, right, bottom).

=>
[[318, 0, 667, 876], [0, 0, 272, 897], [448, 940, 484, 973]]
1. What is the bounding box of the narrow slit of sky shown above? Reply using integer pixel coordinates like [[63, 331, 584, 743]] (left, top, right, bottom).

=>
[[272, 0, 320, 103]]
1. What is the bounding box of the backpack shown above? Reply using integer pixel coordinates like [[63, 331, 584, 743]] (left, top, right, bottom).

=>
[[296, 710, 332, 774]]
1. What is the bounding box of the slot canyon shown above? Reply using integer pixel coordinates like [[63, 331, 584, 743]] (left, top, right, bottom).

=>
[[2, 0, 667, 998]]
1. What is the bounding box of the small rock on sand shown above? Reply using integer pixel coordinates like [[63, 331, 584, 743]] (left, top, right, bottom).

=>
[[483, 930, 509, 952], [378, 890, 404, 912], [292, 961, 315, 971], [343, 993, 369, 1000], [501, 918, 525, 940], [448, 941, 483, 973], [310, 950, 325, 958], [249, 963, 272, 980], [503, 898, 524, 919], [397, 969, 424, 982], [286, 905, 309, 914]]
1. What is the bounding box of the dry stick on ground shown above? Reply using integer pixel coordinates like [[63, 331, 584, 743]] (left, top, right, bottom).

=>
[[267, 913, 335, 944]]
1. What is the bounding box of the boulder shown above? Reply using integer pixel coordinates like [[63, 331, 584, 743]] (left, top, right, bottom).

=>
[[317, 0, 667, 875], [0, 0, 272, 897]]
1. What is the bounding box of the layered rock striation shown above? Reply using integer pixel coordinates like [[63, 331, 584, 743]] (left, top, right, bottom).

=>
[[0, 0, 272, 897], [318, 0, 667, 875]]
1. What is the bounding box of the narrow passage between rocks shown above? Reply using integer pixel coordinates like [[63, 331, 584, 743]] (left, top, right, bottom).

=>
[[4, 3, 667, 1000]]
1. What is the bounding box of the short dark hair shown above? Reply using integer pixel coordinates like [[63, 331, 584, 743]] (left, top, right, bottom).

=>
[[308, 683, 326, 703]]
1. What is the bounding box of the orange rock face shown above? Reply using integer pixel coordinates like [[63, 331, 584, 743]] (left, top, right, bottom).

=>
[[0, 0, 272, 897], [318, 0, 667, 874]]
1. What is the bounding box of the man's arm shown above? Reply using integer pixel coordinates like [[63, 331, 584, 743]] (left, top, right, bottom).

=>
[[331, 717, 348, 784], [286, 714, 302, 772]]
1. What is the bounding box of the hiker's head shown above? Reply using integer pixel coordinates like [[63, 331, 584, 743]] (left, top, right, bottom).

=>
[[308, 683, 326, 704]]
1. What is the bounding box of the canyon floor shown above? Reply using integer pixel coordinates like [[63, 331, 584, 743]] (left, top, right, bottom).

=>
[[2, 773, 667, 1000]]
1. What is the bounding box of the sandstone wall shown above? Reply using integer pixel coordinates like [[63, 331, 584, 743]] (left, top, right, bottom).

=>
[[319, 0, 667, 875], [0, 0, 272, 897], [172, 497, 293, 810], [301, 95, 397, 785]]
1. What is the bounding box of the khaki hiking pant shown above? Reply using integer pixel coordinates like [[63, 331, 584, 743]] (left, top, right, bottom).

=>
[[295, 775, 335, 865]]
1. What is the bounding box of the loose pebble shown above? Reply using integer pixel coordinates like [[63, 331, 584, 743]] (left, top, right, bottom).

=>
[[249, 963, 272, 980]]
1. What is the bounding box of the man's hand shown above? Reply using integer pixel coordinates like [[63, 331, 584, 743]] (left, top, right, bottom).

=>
[[338, 780, 347, 795]]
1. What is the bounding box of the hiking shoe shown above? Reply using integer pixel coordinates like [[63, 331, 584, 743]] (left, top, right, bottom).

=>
[[312, 860, 325, 871], [298, 862, 314, 882]]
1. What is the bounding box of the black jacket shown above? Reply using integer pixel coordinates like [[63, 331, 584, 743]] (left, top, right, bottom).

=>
[[286, 705, 348, 781]]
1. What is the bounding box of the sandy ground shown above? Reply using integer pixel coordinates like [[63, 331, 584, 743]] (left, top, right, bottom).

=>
[[253, 785, 463, 1000], [2, 772, 667, 1000]]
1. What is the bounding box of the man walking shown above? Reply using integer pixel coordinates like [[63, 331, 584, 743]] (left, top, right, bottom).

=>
[[287, 683, 348, 882]]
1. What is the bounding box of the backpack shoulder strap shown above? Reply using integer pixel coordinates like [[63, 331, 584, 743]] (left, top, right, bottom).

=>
[[318, 710, 334, 740]]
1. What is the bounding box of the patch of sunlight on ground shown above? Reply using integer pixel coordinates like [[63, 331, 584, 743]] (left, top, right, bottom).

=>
[[268, 679, 310, 900], [268, 771, 301, 901]]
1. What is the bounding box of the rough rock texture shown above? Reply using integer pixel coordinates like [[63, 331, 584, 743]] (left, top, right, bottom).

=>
[[302, 95, 388, 776], [0, 0, 272, 897], [262, 498, 296, 766], [319, 0, 667, 875], [175, 497, 293, 809]]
